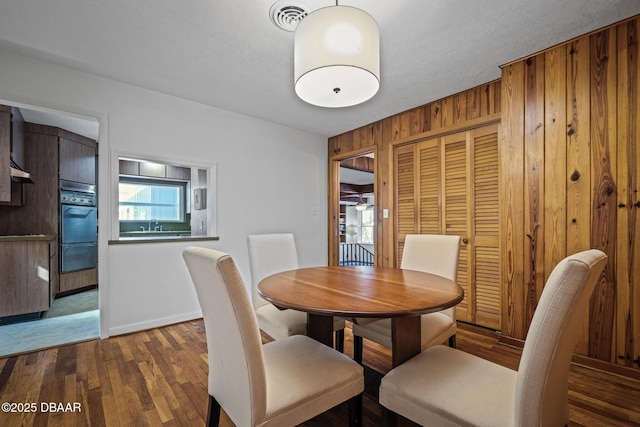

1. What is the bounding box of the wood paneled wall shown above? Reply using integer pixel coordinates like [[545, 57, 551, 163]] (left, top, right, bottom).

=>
[[328, 81, 501, 268], [329, 14, 640, 373], [500, 16, 640, 369]]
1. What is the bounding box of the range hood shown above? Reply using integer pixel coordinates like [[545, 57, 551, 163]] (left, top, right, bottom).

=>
[[10, 159, 34, 184]]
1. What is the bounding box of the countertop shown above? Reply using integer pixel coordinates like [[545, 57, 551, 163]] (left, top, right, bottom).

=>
[[0, 234, 57, 242], [109, 235, 218, 244]]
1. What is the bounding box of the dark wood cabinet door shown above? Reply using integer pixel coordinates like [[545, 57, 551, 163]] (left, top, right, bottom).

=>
[[0, 109, 11, 202], [59, 138, 96, 185], [166, 165, 190, 180]]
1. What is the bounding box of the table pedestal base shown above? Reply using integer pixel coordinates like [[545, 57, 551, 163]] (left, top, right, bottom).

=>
[[307, 313, 334, 346], [391, 316, 421, 366], [307, 314, 423, 397]]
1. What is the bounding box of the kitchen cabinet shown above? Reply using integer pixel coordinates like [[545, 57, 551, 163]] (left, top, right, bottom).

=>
[[0, 128, 59, 235], [119, 159, 190, 180], [60, 268, 97, 294], [49, 239, 59, 302], [139, 161, 165, 178], [167, 165, 191, 180], [0, 106, 10, 202], [59, 137, 96, 185], [0, 236, 56, 317], [0, 183, 23, 207], [0, 106, 27, 207], [0, 123, 98, 296], [394, 123, 500, 330], [119, 159, 139, 176]]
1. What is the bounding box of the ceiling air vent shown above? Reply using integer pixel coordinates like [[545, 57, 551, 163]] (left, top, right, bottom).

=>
[[269, 1, 310, 32]]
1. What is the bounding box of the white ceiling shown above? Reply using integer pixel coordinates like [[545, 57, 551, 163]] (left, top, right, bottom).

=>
[[0, 0, 639, 138], [17, 107, 100, 141], [340, 167, 373, 185]]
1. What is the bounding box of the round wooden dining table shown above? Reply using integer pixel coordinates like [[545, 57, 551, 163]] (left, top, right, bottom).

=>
[[258, 265, 464, 367]]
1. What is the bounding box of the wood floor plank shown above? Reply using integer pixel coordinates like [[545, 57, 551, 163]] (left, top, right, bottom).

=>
[[1, 319, 639, 426], [86, 386, 107, 427], [99, 387, 119, 427], [105, 357, 136, 426]]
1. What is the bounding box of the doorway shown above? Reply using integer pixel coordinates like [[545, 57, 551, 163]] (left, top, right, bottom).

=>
[[0, 101, 100, 357], [333, 152, 375, 266]]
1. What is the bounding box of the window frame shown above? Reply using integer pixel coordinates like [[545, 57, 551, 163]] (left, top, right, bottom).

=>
[[110, 150, 218, 241], [118, 176, 189, 223], [360, 206, 375, 244]]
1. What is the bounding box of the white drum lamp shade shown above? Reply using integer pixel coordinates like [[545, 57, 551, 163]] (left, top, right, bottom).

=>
[[294, 5, 380, 108]]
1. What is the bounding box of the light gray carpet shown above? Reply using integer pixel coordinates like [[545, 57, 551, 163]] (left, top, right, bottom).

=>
[[0, 290, 99, 357]]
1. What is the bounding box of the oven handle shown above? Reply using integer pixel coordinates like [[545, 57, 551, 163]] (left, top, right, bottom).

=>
[[62, 206, 96, 217]]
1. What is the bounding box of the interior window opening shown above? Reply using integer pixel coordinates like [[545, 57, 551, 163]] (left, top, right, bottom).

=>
[[116, 157, 215, 239]]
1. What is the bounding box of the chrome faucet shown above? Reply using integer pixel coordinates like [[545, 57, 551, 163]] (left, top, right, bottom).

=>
[[148, 219, 156, 232]]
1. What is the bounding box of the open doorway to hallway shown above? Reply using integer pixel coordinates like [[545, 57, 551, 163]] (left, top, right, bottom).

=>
[[338, 153, 374, 266]]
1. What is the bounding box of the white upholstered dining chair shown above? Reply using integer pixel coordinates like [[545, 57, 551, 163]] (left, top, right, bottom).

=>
[[352, 234, 461, 363], [183, 246, 364, 427], [248, 233, 346, 351], [379, 249, 607, 427]]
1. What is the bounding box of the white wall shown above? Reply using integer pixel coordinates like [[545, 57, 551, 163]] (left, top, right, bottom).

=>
[[0, 48, 328, 336]]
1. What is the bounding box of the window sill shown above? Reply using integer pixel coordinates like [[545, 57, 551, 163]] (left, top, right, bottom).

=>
[[108, 235, 219, 245], [119, 231, 190, 238]]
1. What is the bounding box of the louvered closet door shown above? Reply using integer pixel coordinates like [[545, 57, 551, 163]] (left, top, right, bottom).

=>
[[395, 144, 418, 265], [394, 140, 441, 265], [470, 124, 500, 329], [418, 139, 441, 235], [441, 125, 500, 328], [393, 123, 501, 330], [441, 131, 471, 322]]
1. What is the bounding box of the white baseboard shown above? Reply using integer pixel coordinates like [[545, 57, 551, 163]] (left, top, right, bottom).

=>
[[107, 310, 203, 337]]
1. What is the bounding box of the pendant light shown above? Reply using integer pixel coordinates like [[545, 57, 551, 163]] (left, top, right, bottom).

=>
[[355, 195, 368, 211], [294, 2, 380, 108]]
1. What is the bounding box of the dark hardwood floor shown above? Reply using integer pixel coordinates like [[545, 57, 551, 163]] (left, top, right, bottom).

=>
[[0, 319, 638, 426]]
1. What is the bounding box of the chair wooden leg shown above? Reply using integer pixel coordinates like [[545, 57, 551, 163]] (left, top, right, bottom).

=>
[[381, 406, 398, 427], [353, 335, 363, 364], [207, 395, 221, 427], [335, 329, 345, 353], [347, 393, 363, 427], [448, 334, 456, 348]]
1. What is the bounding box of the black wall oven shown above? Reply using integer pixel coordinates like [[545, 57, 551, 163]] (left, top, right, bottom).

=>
[[60, 180, 98, 273]]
